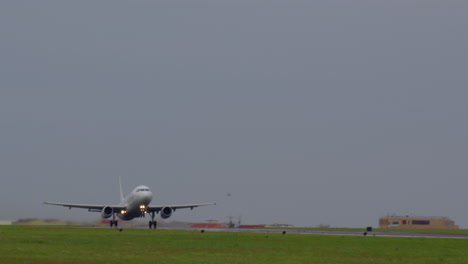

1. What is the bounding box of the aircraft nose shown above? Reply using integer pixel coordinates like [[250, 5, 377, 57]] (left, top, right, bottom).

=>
[[142, 191, 153, 203]]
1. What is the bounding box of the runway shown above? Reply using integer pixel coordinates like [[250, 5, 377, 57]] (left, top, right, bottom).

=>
[[156, 227, 468, 239], [71, 225, 468, 239]]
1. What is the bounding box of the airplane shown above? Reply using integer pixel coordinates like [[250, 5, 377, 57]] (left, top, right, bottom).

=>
[[44, 180, 215, 229]]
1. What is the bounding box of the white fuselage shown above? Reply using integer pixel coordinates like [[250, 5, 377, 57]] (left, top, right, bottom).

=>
[[117, 185, 153, 221]]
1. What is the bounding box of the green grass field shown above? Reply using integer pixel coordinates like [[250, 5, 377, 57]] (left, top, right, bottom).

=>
[[1, 226, 467, 264]]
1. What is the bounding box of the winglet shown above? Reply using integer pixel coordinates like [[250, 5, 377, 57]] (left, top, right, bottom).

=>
[[119, 177, 124, 201]]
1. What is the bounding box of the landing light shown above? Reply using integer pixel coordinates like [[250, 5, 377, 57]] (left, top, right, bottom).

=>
[[121, 210, 126, 214]]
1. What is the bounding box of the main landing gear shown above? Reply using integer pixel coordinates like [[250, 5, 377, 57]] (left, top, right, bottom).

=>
[[110, 213, 118, 227], [149, 211, 157, 229]]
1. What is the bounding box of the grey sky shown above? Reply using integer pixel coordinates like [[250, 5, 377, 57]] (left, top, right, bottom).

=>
[[1, 0, 467, 228]]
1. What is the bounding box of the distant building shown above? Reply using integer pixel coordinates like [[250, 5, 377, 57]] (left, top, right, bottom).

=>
[[0, 220, 13, 225], [379, 215, 458, 229]]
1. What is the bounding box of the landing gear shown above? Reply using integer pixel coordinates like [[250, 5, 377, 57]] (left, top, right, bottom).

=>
[[149, 211, 157, 229], [110, 212, 118, 228], [149, 221, 157, 229], [110, 220, 118, 227]]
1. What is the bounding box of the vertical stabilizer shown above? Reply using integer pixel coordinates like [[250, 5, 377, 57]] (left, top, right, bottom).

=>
[[119, 177, 124, 201]]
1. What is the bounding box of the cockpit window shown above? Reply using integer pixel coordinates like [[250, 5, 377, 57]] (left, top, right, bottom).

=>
[[136, 188, 150, 192]]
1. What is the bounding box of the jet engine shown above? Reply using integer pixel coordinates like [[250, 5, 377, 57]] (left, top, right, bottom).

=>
[[101, 206, 113, 219], [160, 207, 173, 219]]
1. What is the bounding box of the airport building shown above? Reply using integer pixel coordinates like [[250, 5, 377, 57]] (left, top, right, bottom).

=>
[[379, 215, 458, 229]]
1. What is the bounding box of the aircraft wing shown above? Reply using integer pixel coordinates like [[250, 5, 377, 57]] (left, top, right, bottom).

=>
[[44, 202, 125, 211], [147, 203, 216, 212]]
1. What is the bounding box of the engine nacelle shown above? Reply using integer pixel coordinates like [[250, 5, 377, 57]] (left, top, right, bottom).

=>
[[101, 206, 113, 219], [160, 207, 173, 219]]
